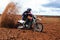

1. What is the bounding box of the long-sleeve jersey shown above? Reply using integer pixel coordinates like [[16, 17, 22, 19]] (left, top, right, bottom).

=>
[[22, 11, 35, 20]]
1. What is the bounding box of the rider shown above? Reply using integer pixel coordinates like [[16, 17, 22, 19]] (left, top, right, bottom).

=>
[[22, 8, 35, 29]]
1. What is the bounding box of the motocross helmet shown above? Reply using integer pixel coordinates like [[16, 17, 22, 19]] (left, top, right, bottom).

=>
[[27, 8, 32, 12]]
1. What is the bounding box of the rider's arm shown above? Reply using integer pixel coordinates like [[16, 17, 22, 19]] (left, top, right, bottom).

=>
[[32, 15, 36, 19]]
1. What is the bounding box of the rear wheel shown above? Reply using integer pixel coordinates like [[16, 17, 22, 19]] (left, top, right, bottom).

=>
[[34, 23, 43, 32]]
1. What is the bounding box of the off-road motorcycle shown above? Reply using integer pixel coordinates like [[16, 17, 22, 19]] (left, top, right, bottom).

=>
[[17, 15, 43, 32]]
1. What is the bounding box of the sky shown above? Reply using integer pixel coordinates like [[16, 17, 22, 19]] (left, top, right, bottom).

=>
[[0, 0, 60, 16], [0, 0, 11, 13]]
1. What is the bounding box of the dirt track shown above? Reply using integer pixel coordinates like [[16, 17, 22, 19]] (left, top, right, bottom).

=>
[[0, 16, 60, 40]]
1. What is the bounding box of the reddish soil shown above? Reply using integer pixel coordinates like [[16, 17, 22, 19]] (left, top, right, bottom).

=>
[[0, 15, 60, 40]]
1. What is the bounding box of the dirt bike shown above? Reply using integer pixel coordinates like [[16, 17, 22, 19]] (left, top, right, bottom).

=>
[[17, 15, 43, 32]]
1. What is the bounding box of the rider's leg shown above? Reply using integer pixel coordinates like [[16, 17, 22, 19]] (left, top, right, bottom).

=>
[[25, 19, 33, 29], [29, 19, 33, 29], [24, 19, 29, 28]]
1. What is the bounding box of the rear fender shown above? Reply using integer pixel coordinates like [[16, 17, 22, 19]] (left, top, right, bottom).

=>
[[18, 20, 26, 24]]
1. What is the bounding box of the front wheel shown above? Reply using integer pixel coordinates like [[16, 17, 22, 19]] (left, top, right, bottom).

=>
[[34, 23, 43, 32]]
